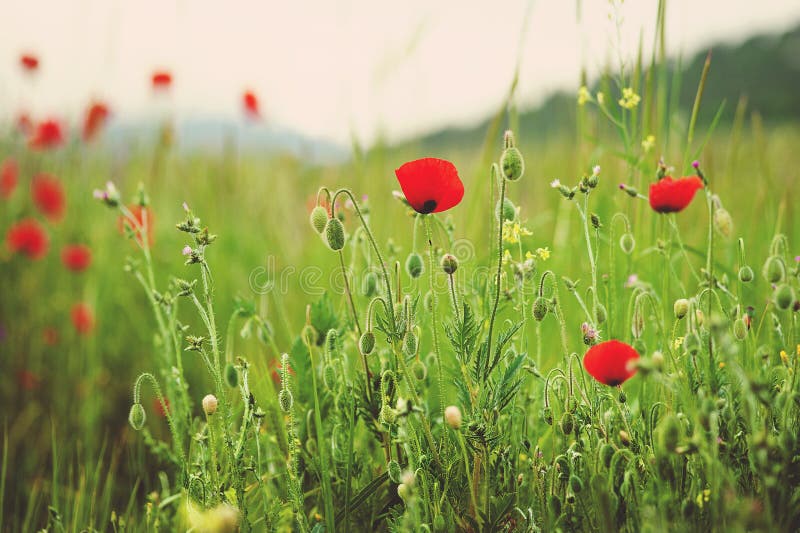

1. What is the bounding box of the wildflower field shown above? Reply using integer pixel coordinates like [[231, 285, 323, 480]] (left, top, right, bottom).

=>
[[2, 3, 800, 532]]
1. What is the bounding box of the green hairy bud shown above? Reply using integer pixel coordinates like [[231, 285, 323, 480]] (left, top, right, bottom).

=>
[[278, 389, 293, 412], [310, 205, 328, 234], [359, 331, 376, 355], [128, 403, 146, 431], [496, 197, 516, 221], [775, 284, 795, 311], [738, 265, 754, 283], [620, 233, 635, 255], [405, 252, 424, 278], [500, 131, 524, 181], [533, 297, 548, 321], [403, 331, 418, 357], [325, 217, 346, 251]]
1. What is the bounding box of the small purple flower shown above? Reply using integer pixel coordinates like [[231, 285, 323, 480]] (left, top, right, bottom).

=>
[[593, 165, 601, 175], [692, 160, 700, 169], [93, 189, 107, 200], [182, 245, 192, 256], [795, 255, 800, 263], [625, 274, 638, 288]]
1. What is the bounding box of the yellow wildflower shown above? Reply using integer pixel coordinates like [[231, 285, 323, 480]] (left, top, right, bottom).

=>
[[502, 249, 513, 265], [618, 87, 641, 110], [536, 247, 551, 261], [696, 489, 711, 509], [597, 92, 605, 105], [525, 251, 534, 261], [578, 86, 591, 106], [718, 362, 726, 369], [780, 350, 789, 364], [641, 134, 655, 152], [502, 220, 532, 244], [673, 337, 684, 350]]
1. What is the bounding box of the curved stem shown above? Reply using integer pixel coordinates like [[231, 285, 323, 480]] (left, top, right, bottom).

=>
[[486, 178, 507, 375]]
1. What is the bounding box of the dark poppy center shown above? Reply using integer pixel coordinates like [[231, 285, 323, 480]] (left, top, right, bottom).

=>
[[419, 199, 437, 214]]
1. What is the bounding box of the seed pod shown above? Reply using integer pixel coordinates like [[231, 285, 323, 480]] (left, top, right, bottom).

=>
[[388, 460, 402, 483], [405, 252, 424, 278], [738, 265, 754, 283], [440, 253, 459, 275], [620, 233, 635, 255], [763, 256, 785, 283], [128, 403, 146, 430], [411, 359, 427, 381], [775, 284, 795, 311], [445, 405, 462, 429], [324, 217, 346, 251], [359, 331, 375, 355], [559, 412, 574, 435], [310, 206, 328, 234], [403, 331, 418, 357], [202, 394, 218, 416], [674, 299, 690, 320], [496, 197, 517, 222], [532, 297, 548, 321], [224, 363, 239, 388], [733, 318, 748, 340], [278, 389, 293, 412], [362, 271, 378, 296]]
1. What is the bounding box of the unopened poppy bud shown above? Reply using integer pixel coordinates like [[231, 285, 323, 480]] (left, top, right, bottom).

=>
[[533, 297, 548, 321], [388, 460, 402, 483], [496, 198, 516, 221], [397, 483, 410, 501], [402, 331, 418, 357], [657, 414, 681, 453], [674, 299, 690, 319], [202, 394, 218, 415], [128, 403, 146, 430], [619, 430, 631, 446], [323, 364, 337, 390], [713, 208, 733, 238], [620, 233, 635, 254], [775, 284, 795, 311], [559, 412, 574, 435], [411, 359, 427, 381], [362, 272, 378, 296], [618, 390, 627, 403], [324, 217, 345, 251], [379, 405, 396, 426], [224, 363, 238, 388], [548, 494, 562, 516], [433, 514, 445, 532], [619, 183, 639, 198], [445, 405, 462, 429], [310, 206, 328, 234], [600, 443, 614, 467], [542, 406, 553, 425], [738, 265, 754, 283], [595, 303, 608, 324], [651, 350, 664, 370], [763, 256, 785, 283], [441, 253, 458, 275], [359, 331, 375, 355], [733, 318, 748, 340], [684, 332, 701, 355], [500, 133, 524, 181], [405, 252, 424, 278], [278, 389, 293, 412], [569, 475, 584, 494], [590, 213, 602, 229]]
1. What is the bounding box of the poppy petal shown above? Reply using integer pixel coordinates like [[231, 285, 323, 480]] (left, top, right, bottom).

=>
[[395, 158, 464, 214], [583, 339, 639, 386], [649, 176, 704, 213]]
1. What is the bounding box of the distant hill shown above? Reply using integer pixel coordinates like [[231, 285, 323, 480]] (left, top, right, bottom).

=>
[[413, 23, 800, 152]]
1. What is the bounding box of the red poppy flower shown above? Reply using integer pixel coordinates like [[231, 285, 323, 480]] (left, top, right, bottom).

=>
[[270, 359, 294, 388], [6, 219, 49, 260], [118, 204, 155, 246], [42, 327, 59, 346], [395, 158, 464, 214], [28, 119, 65, 150], [71, 302, 95, 335], [17, 370, 40, 391], [1, 158, 18, 199], [151, 71, 172, 90], [82, 101, 110, 142], [583, 339, 639, 386], [31, 173, 66, 222], [20, 53, 39, 72], [61, 244, 92, 272], [243, 90, 260, 119], [16, 112, 33, 135], [648, 176, 704, 213]]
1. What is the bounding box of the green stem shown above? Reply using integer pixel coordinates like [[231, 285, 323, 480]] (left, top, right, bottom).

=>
[[486, 178, 507, 375], [424, 215, 445, 423]]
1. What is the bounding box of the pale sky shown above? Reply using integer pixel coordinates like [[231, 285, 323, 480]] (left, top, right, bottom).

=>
[[1, 0, 799, 144]]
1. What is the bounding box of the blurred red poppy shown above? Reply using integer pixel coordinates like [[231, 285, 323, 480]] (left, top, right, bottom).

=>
[[82, 101, 110, 142], [17, 369, 40, 391], [42, 327, 59, 346], [395, 158, 464, 214], [153, 397, 171, 418], [28, 119, 65, 150], [16, 112, 33, 135], [31, 173, 66, 222], [20, 53, 39, 72], [1, 158, 18, 199], [649, 176, 704, 213], [6, 219, 49, 260], [583, 339, 639, 386], [62, 244, 92, 272], [152, 71, 172, 90], [243, 90, 260, 119], [118, 205, 155, 246], [71, 302, 95, 335]]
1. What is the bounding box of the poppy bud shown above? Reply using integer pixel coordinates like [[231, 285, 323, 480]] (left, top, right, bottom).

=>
[[674, 299, 690, 319], [278, 389, 293, 412], [411, 359, 427, 381], [559, 412, 574, 435], [310, 206, 328, 234], [599, 443, 614, 467], [775, 284, 795, 311], [620, 233, 635, 255], [224, 363, 239, 388], [403, 331, 418, 357], [533, 297, 548, 321], [397, 483, 410, 501], [548, 494, 562, 516], [496, 198, 516, 221], [542, 406, 554, 425], [323, 364, 337, 390], [405, 252, 424, 278], [763, 256, 785, 283], [128, 403, 146, 430], [387, 460, 402, 483], [651, 351, 664, 370], [379, 405, 396, 426], [433, 514, 445, 532], [569, 475, 584, 494], [359, 331, 375, 355], [590, 213, 602, 229], [595, 303, 608, 324], [683, 332, 701, 355], [733, 318, 748, 340], [362, 271, 378, 296], [738, 265, 754, 283], [619, 430, 631, 446], [500, 131, 524, 181], [445, 405, 462, 429], [439, 253, 459, 275], [713, 208, 733, 238], [324, 217, 346, 251], [202, 394, 218, 415]]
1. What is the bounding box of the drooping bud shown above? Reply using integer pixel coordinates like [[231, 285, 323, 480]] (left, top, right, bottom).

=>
[[411, 359, 427, 381], [324, 217, 346, 251], [128, 403, 146, 430], [775, 284, 795, 311], [433, 514, 446, 532], [683, 332, 701, 355], [500, 131, 524, 181], [532, 297, 548, 321], [379, 404, 397, 426], [202, 394, 218, 415], [323, 363, 337, 390], [559, 412, 574, 435], [402, 331, 418, 357], [733, 318, 748, 340], [763, 256, 785, 283], [405, 252, 424, 278], [496, 197, 517, 222], [674, 299, 690, 320], [444, 405, 462, 429], [569, 474, 584, 494], [656, 414, 681, 453], [440, 253, 458, 275], [359, 331, 375, 355], [310, 206, 328, 234], [362, 271, 378, 296], [620, 233, 635, 255], [397, 483, 410, 501], [738, 265, 754, 283], [595, 303, 608, 324], [224, 363, 239, 388]]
